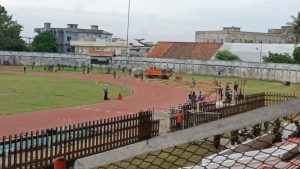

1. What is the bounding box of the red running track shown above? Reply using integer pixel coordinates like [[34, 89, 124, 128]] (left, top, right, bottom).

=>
[[0, 72, 188, 137]]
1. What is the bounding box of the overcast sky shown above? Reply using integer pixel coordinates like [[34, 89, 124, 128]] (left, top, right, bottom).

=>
[[1, 0, 300, 42]]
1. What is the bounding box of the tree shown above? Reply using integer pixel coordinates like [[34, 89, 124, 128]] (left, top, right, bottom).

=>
[[287, 12, 300, 44], [32, 32, 58, 53], [293, 47, 300, 64], [215, 50, 241, 61], [0, 5, 26, 51], [263, 52, 294, 63]]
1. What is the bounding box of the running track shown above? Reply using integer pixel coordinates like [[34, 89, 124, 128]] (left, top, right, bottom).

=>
[[0, 72, 188, 137]]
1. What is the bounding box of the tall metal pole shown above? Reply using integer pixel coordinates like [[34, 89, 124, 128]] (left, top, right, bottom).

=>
[[260, 42, 263, 63], [124, 0, 131, 87]]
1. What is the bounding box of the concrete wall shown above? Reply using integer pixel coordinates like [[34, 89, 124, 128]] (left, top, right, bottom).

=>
[[112, 57, 300, 83], [0, 51, 90, 67]]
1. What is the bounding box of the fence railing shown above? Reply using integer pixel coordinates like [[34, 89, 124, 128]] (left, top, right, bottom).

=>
[[170, 92, 297, 132], [0, 111, 159, 169], [264, 92, 297, 106]]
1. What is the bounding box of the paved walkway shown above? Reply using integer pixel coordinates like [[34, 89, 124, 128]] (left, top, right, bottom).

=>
[[0, 72, 188, 137]]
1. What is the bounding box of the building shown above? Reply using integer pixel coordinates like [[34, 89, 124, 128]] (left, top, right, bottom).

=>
[[129, 40, 153, 57], [71, 38, 153, 58], [89, 51, 116, 65], [70, 39, 128, 56], [215, 43, 298, 63], [147, 42, 223, 60], [195, 26, 295, 44], [34, 23, 113, 53]]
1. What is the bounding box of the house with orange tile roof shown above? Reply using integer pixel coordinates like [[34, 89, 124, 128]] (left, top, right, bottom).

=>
[[146, 42, 223, 60]]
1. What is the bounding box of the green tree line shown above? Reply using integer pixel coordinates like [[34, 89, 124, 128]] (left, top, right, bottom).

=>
[[0, 5, 57, 53]]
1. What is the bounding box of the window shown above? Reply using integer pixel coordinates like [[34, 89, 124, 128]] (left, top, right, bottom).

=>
[[67, 36, 71, 41], [67, 48, 70, 52]]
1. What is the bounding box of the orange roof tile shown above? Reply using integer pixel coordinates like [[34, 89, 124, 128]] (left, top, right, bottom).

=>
[[147, 42, 222, 60], [89, 51, 116, 57], [147, 42, 174, 57]]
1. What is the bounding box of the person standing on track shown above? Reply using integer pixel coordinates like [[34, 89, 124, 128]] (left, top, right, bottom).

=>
[[198, 91, 203, 102], [191, 91, 197, 109], [103, 84, 109, 100], [192, 78, 196, 87]]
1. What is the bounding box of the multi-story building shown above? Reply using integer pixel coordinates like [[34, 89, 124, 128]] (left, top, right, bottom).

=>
[[34, 23, 113, 53], [195, 26, 295, 44]]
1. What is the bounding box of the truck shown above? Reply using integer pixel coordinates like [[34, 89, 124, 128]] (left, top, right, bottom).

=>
[[144, 67, 173, 79]]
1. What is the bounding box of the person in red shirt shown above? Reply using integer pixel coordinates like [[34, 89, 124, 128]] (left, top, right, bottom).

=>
[[176, 112, 184, 130]]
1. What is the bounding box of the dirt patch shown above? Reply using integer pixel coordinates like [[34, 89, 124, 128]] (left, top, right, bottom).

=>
[[0, 93, 16, 96]]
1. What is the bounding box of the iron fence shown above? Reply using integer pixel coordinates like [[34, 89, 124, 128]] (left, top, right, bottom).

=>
[[170, 92, 297, 132], [0, 111, 159, 169]]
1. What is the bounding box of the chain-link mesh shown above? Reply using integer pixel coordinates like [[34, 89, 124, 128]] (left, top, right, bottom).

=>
[[96, 113, 300, 169]]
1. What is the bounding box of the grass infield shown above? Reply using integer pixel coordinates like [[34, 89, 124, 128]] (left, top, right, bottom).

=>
[[0, 73, 132, 115]]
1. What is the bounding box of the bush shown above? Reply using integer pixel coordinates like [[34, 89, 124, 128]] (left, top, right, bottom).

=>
[[215, 50, 241, 61], [263, 52, 294, 63], [293, 47, 300, 64]]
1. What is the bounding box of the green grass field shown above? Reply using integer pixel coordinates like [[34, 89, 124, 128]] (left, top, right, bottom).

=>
[[0, 73, 132, 115], [182, 73, 300, 95]]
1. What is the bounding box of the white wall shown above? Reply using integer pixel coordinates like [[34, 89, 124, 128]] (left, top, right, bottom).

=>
[[216, 43, 298, 63], [112, 56, 300, 83], [0, 51, 90, 67]]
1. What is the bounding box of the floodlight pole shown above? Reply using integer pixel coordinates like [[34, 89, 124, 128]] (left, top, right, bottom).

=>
[[124, 0, 131, 87], [259, 41, 263, 63]]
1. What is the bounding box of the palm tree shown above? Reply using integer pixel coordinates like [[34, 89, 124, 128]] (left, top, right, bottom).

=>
[[287, 12, 300, 44]]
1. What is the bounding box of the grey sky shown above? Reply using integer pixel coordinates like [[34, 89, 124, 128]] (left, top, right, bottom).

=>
[[1, 0, 300, 42]]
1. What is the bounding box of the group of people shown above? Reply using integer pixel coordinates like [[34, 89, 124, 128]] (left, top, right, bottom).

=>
[[227, 118, 299, 147], [217, 81, 240, 103], [188, 91, 204, 109], [82, 64, 93, 74], [188, 78, 241, 107]]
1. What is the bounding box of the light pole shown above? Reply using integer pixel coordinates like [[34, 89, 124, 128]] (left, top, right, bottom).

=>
[[256, 42, 263, 63], [124, 0, 131, 87], [259, 41, 263, 63]]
